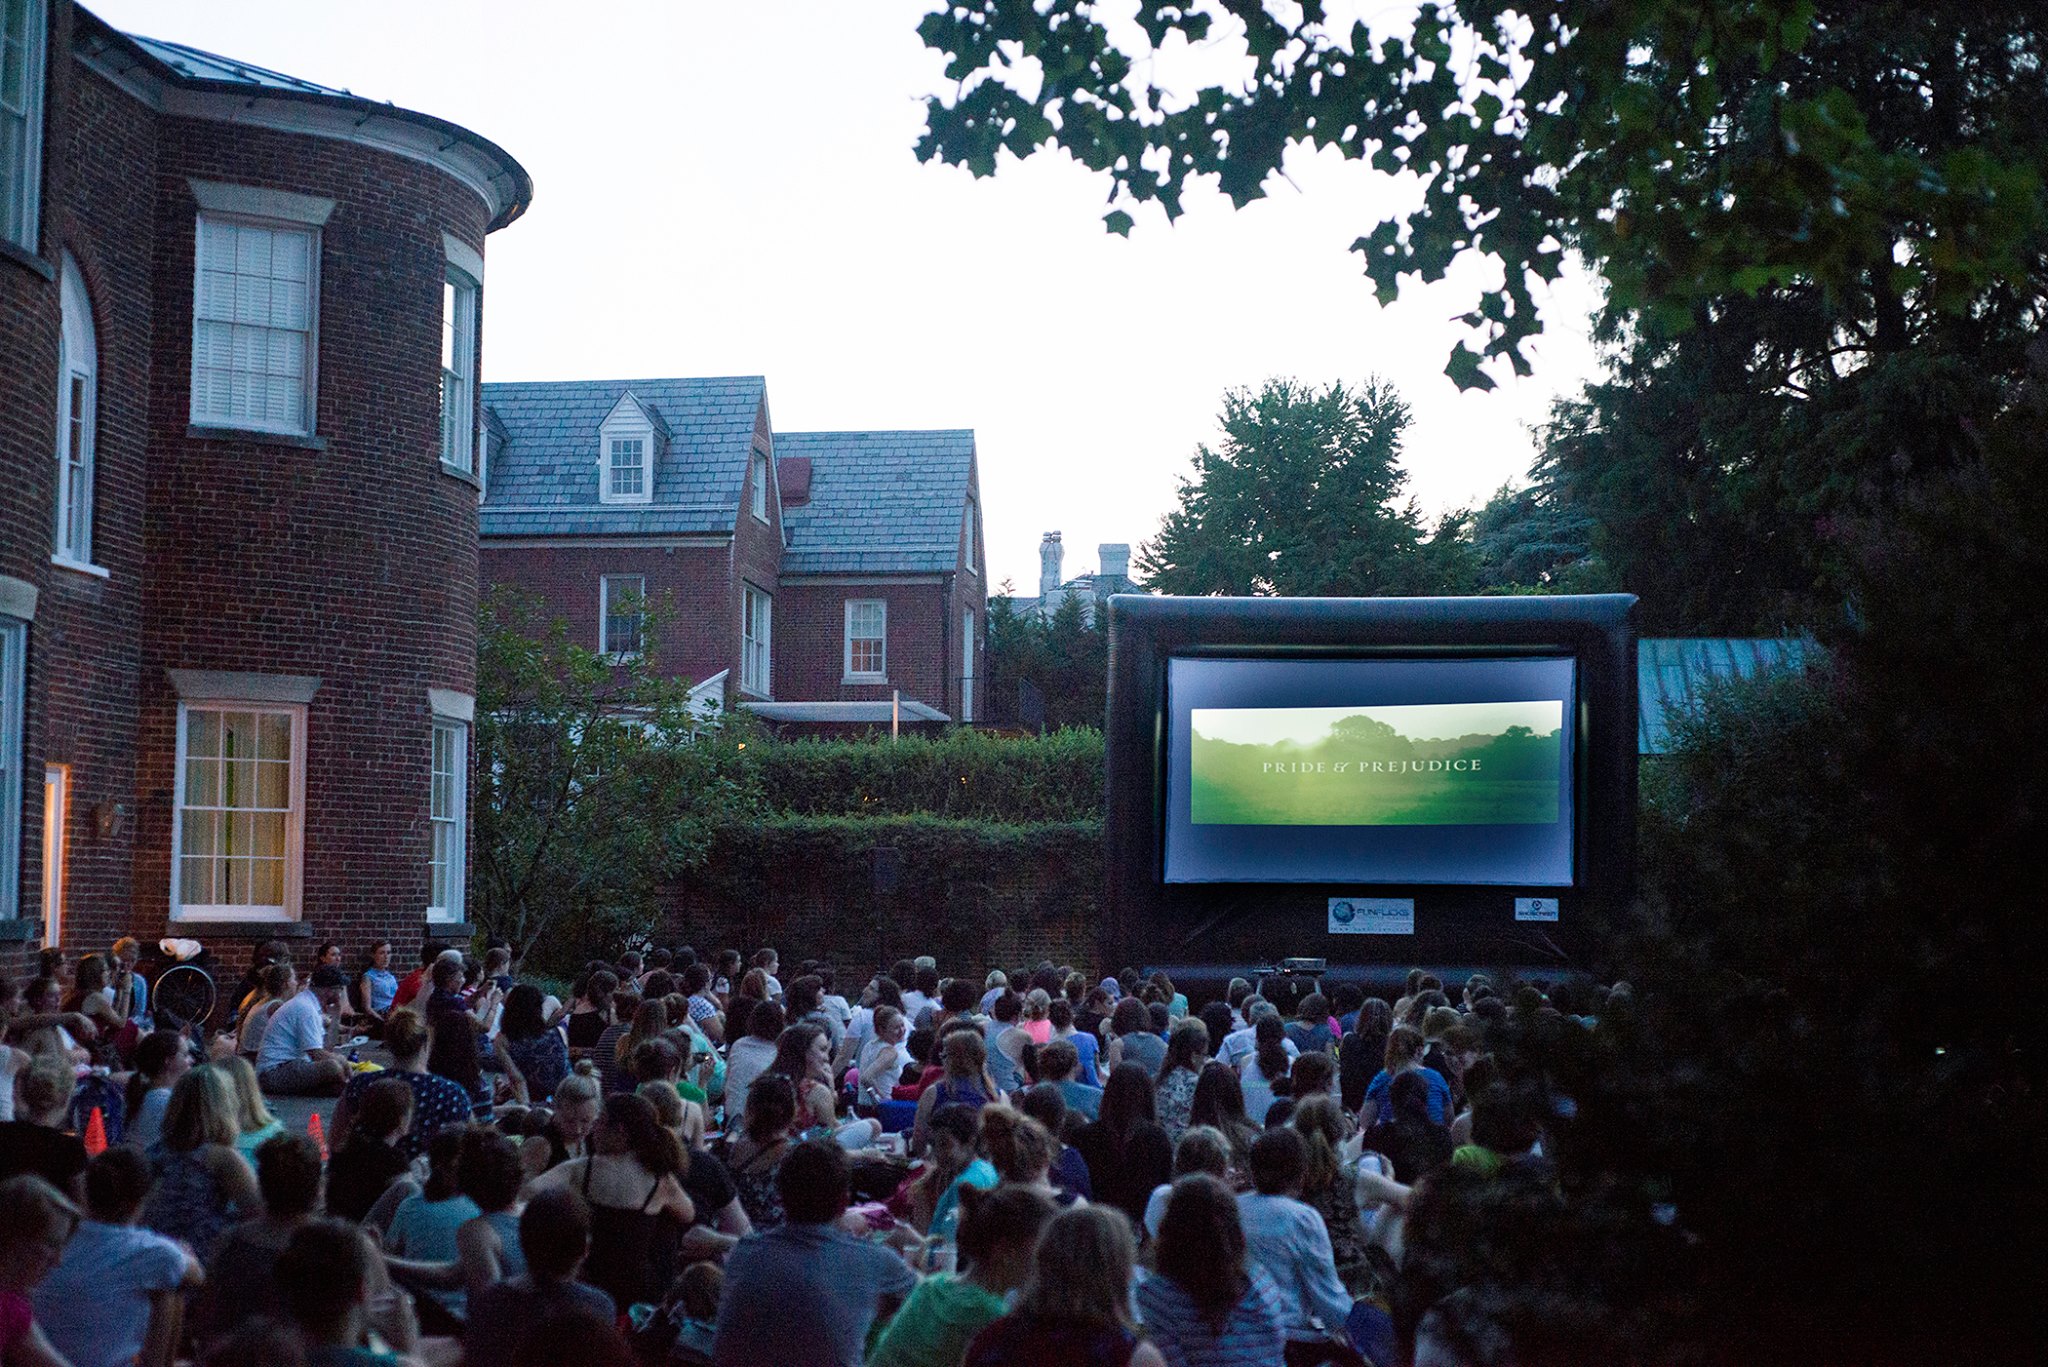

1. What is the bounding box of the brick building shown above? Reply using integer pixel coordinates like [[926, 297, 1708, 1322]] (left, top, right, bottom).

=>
[[0, 3, 529, 974], [479, 380, 987, 728]]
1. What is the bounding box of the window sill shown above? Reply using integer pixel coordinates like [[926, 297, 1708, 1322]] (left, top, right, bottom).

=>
[[843, 675, 888, 686], [0, 920, 42, 942], [440, 460, 482, 489], [186, 425, 328, 452], [0, 239, 55, 281], [425, 920, 474, 939], [169, 918, 313, 938], [51, 556, 111, 580]]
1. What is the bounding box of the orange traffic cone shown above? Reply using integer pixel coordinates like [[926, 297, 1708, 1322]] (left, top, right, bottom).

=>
[[308, 1111, 328, 1161], [82, 1107, 108, 1157]]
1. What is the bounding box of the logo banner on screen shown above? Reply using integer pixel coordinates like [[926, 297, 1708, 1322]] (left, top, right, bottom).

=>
[[1329, 898, 1414, 934]]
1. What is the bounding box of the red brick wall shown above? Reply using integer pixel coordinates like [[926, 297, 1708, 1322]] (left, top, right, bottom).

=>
[[0, 7, 505, 975], [775, 581, 952, 712], [479, 542, 736, 688]]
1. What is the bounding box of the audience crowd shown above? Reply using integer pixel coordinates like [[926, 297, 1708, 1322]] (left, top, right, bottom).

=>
[[0, 937, 1615, 1366]]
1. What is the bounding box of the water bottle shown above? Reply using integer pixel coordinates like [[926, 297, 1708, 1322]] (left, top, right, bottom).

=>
[[348, 1046, 361, 1065]]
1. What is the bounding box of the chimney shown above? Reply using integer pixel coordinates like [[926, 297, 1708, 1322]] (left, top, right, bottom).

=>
[[1039, 531, 1064, 598], [1099, 543, 1130, 583]]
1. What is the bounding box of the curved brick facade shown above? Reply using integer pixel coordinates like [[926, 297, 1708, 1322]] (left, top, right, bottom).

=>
[[0, 3, 528, 973]]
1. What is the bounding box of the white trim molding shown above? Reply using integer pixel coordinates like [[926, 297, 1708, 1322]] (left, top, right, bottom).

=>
[[187, 178, 335, 226], [167, 669, 322, 704], [778, 573, 945, 586], [442, 232, 484, 283], [427, 688, 475, 723], [0, 577, 38, 622]]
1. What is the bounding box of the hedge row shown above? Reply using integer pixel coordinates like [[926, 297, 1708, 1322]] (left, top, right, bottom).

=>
[[749, 727, 1104, 823]]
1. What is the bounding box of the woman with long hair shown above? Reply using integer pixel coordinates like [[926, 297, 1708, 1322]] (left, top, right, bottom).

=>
[[910, 1026, 993, 1155], [142, 1065, 259, 1260], [963, 1204, 1166, 1367], [213, 1054, 285, 1162], [124, 1029, 193, 1152], [1139, 1174, 1286, 1363], [869, 1185, 1057, 1367], [769, 1022, 836, 1130], [1187, 1061, 1261, 1173], [1241, 1014, 1291, 1127], [564, 969, 618, 1054], [499, 982, 569, 1104], [605, 998, 667, 1095], [1155, 1019, 1209, 1140], [234, 962, 294, 1060], [1339, 998, 1393, 1112], [61, 953, 124, 1045], [723, 1073, 800, 1230], [1358, 1025, 1450, 1127], [1072, 1063, 1174, 1230], [1292, 1094, 1368, 1285], [530, 1092, 694, 1310], [978, 1104, 1075, 1207]]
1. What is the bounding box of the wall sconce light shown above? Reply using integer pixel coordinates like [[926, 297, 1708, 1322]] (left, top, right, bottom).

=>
[[95, 800, 129, 840]]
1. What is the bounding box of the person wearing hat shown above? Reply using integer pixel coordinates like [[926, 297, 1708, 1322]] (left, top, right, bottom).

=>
[[257, 965, 351, 1096]]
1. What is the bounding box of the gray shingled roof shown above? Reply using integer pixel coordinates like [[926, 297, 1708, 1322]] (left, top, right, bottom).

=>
[[479, 377, 766, 537], [774, 430, 975, 575]]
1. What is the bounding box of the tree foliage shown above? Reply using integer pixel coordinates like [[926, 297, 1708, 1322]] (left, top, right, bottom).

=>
[[984, 588, 1111, 730], [1136, 376, 1468, 595], [472, 590, 760, 969], [917, 1, 2046, 388]]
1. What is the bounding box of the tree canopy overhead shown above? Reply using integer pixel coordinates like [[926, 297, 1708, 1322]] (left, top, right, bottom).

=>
[[917, 1, 2047, 389]]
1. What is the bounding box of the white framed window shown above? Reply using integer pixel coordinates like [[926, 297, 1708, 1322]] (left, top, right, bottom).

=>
[[440, 269, 478, 474], [54, 255, 99, 570], [0, 614, 24, 923], [844, 599, 886, 681], [600, 575, 646, 659], [0, 0, 47, 252], [172, 702, 305, 921], [962, 607, 977, 723], [750, 449, 770, 522], [741, 585, 772, 697], [597, 393, 657, 505], [608, 437, 646, 499], [189, 214, 320, 436], [428, 718, 467, 922]]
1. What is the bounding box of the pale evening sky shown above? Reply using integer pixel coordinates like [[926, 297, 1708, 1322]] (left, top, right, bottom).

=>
[[92, 0, 1604, 593], [1192, 700, 1563, 747]]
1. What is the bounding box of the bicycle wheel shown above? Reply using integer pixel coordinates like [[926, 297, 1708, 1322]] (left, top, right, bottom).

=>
[[153, 963, 218, 1032]]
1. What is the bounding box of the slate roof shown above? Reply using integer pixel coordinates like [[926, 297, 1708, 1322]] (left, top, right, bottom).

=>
[[479, 378, 767, 537], [1638, 637, 1815, 754], [127, 35, 357, 97], [773, 430, 976, 575]]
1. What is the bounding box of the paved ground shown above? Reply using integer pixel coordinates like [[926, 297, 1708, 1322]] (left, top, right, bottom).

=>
[[262, 1042, 394, 1139]]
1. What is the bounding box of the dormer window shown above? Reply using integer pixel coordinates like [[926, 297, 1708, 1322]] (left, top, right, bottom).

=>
[[597, 391, 658, 505]]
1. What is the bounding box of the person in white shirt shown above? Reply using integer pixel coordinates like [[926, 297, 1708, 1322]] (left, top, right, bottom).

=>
[[257, 966, 349, 1095], [1236, 1128, 1358, 1360], [1219, 998, 1298, 1070], [722, 999, 784, 1128], [35, 1144, 204, 1367]]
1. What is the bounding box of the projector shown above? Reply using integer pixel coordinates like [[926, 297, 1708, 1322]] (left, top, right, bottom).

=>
[[1279, 957, 1327, 975]]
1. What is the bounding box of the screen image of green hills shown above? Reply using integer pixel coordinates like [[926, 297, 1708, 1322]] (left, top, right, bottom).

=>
[[1189, 701, 1564, 827]]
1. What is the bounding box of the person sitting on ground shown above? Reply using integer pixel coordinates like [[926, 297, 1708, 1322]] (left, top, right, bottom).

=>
[[634, 1050, 708, 1147], [1155, 1019, 1210, 1140], [62, 954, 128, 1051], [520, 1066, 603, 1180], [1284, 993, 1335, 1057], [1236, 1128, 1359, 1365], [1359, 1069, 1455, 1184], [911, 1028, 993, 1155], [496, 984, 570, 1108], [235, 961, 294, 1061], [123, 1029, 192, 1153], [979, 1104, 1076, 1208], [988, 997, 1032, 1097], [631, 1081, 751, 1260], [424, 956, 512, 1118], [1187, 1061, 1261, 1176], [381, 1127, 479, 1331], [256, 965, 349, 1096], [602, 999, 666, 1097], [1143, 1124, 1233, 1242], [326, 1077, 415, 1224], [331, 1008, 475, 1167], [1287, 1053, 1340, 1110], [1450, 1083, 1542, 1179], [1072, 1063, 1175, 1232], [109, 938, 150, 1032], [390, 941, 444, 1014], [0, 1053, 86, 1198], [564, 969, 618, 1055], [903, 965, 940, 1026], [34, 1144, 203, 1367], [785, 975, 844, 1054], [977, 971, 1009, 1016], [462, 1186, 616, 1363], [1047, 998, 1101, 1087], [199, 1130, 325, 1343], [0, 1175, 82, 1367], [1018, 1084, 1092, 1202], [962, 1203, 1167, 1367], [529, 1092, 694, 1311], [679, 963, 725, 1048], [723, 1000, 784, 1128], [1239, 1015, 1292, 1130], [855, 1005, 911, 1108], [1340, 999, 1394, 1113], [1034, 1038, 1103, 1123], [1219, 999, 1293, 1073], [355, 941, 398, 1039], [1292, 1095, 1368, 1289], [1358, 1026, 1451, 1128], [870, 1183, 1057, 1367], [722, 1074, 799, 1231], [142, 1065, 258, 1262], [388, 1125, 531, 1319], [712, 1138, 916, 1367], [918, 1103, 996, 1241], [1107, 998, 1166, 1077], [274, 1218, 422, 1367], [1139, 1173, 1287, 1366]]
